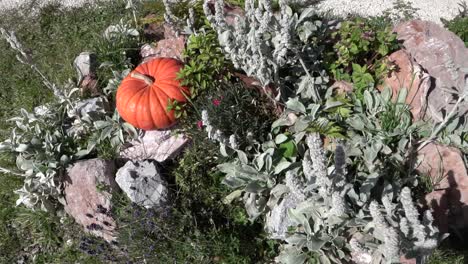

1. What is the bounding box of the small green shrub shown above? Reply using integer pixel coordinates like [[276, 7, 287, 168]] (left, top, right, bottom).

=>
[[178, 22, 230, 98], [382, 0, 420, 23], [441, 2, 468, 47], [327, 17, 399, 98]]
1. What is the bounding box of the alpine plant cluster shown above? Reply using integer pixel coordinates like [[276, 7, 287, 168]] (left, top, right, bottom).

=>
[[177, 0, 444, 263]]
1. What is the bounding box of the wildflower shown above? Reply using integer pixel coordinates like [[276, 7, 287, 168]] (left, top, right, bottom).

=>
[[212, 98, 221, 106], [197, 120, 203, 129]]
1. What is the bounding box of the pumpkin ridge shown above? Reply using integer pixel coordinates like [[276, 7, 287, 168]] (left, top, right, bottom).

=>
[[154, 86, 172, 117], [156, 90, 175, 126], [138, 62, 151, 77], [150, 85, 171, 127], [133, 87, 150, 129], [121, 82, 146, 111], [155, 80, 188, 101], [137, 88, 154, 130], [151, 58, 164, 77], [152, 83, 175, 102], [117, 84, 138, 106], [156, 65, 183, 80], [154, 58, 174, 76], [152, 58, 163, 76], [148, 86, 162, 127]]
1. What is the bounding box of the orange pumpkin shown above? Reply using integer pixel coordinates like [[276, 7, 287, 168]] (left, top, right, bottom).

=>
[[116, 58, 189, 130]]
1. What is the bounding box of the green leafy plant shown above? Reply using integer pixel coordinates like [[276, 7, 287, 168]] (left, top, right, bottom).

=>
[[441, 1, 468, 47], [327, 17, 399, 97], [178, 22, 230, 98], [350, 63, 375, 99]]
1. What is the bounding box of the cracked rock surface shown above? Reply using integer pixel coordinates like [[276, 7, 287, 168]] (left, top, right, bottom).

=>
[[116, 161, 170, 211]]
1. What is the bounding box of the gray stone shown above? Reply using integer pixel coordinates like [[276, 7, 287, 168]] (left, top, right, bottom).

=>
[[115, 161, 169, 210], [63, 159, 117, 242], [73, 52, 97, 85], [120, 129, 189, 162]]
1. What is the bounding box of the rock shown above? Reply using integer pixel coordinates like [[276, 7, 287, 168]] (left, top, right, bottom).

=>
[[120, 129, 189, 162], [73, 52, 100, 96], [394, 20, 468, 122], [140, 44, 159, 61], [73, 52, 97, 84], [115, 161, 169, 210], [330, 80, 354, 94], [379, 50, 432, 120], [142, 14, 165, 41], [64, 159, 117, 242], [223, 3, 245, 26], [140, 24, 186, 62], [80, 75, 100, 97], [417, 143, 468, 233]]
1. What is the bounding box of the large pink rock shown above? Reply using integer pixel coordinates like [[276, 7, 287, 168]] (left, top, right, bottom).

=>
[[418, 143, 468, 232], [394, 20, 468, 122], [64, 159, 117, 242], [380, 50, 432, 120], [140, 24, 185, 62]]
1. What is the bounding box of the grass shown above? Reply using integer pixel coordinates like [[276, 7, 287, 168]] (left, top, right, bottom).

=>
[[0, 0, 135, 136], [428, 249, 467, 264], [0, 0, 139, 262]]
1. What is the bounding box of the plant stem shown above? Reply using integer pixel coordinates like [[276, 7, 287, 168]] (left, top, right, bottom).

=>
[[0, 28, 65, 100], [417, 94, 467, 151], [0, 166, 25, 177], [131, 72, 154, 86], [298, 56, 321, 102]]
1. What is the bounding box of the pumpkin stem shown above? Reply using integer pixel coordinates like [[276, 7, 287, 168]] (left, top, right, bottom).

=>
[[131, 72, 154, 86]]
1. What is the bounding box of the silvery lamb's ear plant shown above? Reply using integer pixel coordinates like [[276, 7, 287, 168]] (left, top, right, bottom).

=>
[[103, 18, 139, 41], [204, 0, 293, 87], [177, 2, 442, 262], [343, 87, 424, 206], [203, 0, 330, 101], [206, 71, 441, 263], [0, 26, 138, 212], [215, 128, 441, 263], [103, 69, 131, 96], [0, 84, 81, 212]]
